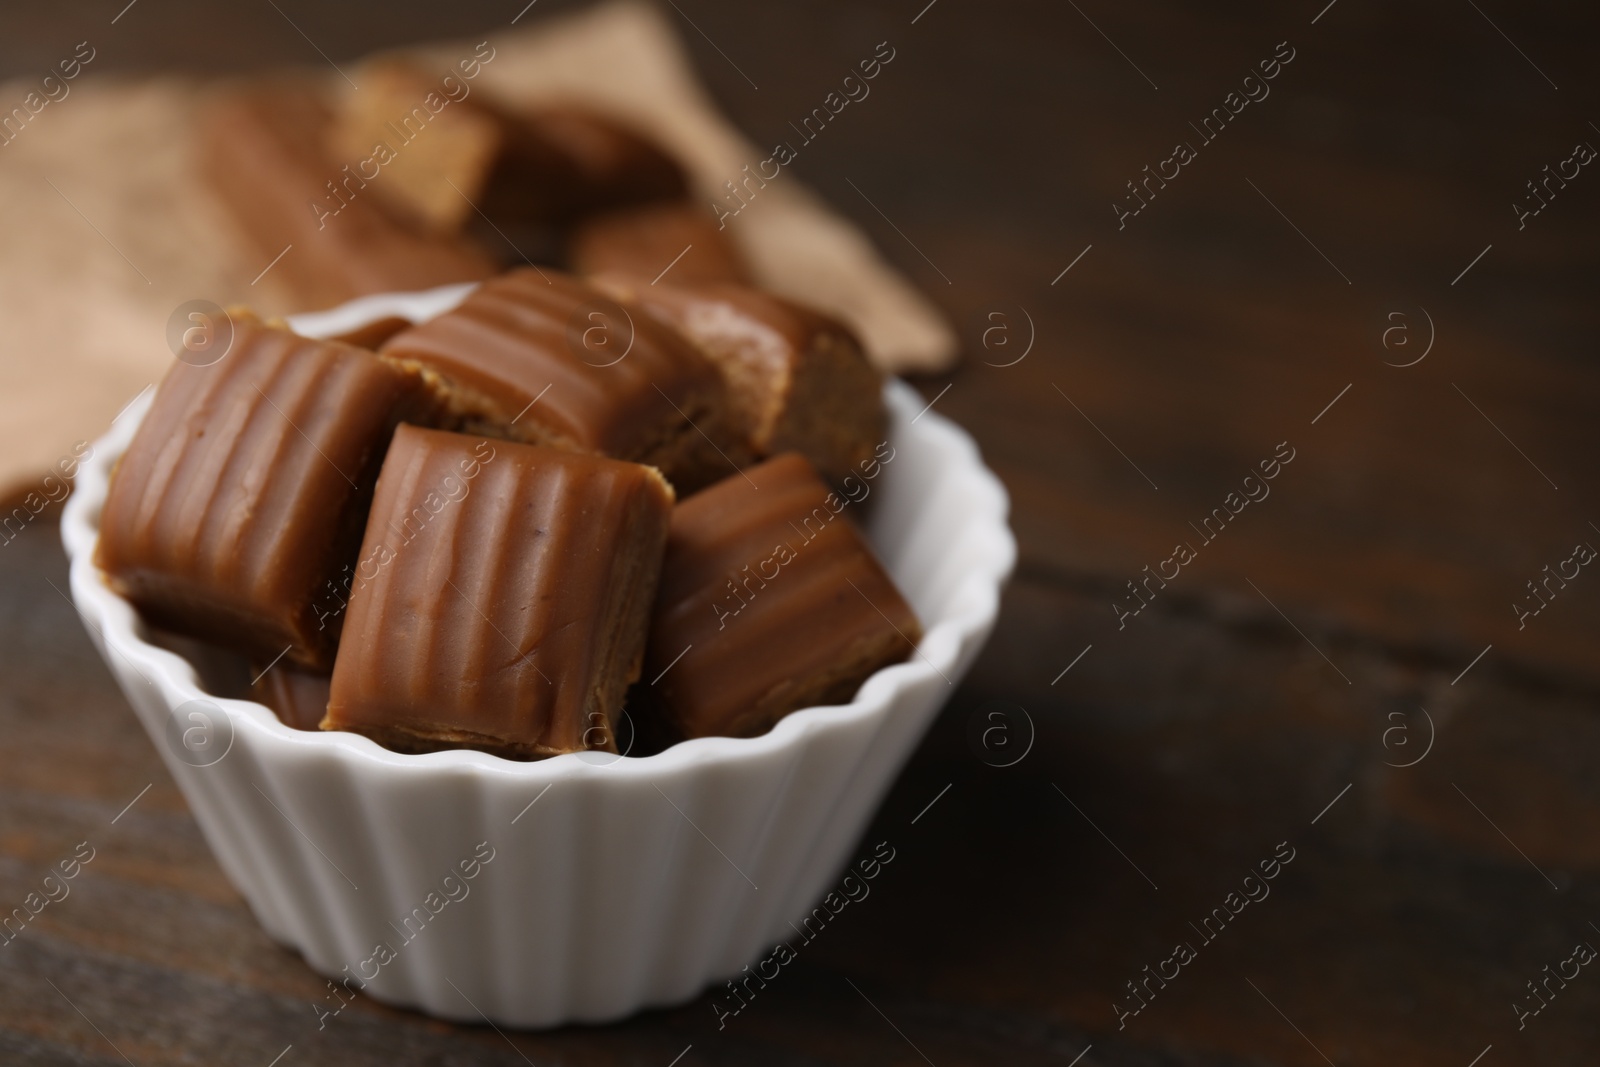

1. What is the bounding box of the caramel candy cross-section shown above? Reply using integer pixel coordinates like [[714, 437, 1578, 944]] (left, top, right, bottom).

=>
[[379, 268, 744, 491], [593, 276, 884, 485], [323, 426, 674, 759], [326, 60, 508, 236], [95, 317, 433, 669], [644, 452, 920, 740]]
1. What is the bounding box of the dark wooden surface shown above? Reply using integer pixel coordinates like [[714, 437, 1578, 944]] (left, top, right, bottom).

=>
[[4, 0, 1600, 1063]]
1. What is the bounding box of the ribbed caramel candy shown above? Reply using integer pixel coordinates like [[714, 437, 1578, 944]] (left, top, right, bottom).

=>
[[95, 317, 432, 669], [379, 269, 744, 491], [644, 452, 919, 739], [323, 426, 674, 759], [592, 276, 884, 484]]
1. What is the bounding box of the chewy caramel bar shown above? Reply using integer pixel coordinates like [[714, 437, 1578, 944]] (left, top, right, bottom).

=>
[[592, 276, 884, 484], [643, 452, 919, 739], [330, 59, 688, 234], [379, 269, 745, 491], [95, 317, 434, 669], [323, 426, 673, 758]]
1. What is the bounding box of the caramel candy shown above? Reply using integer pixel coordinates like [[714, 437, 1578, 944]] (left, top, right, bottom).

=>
[[330, 60, 687, 233], [95, 317, 434, 669], [254, 667, 332, 732], [499, 104, 689, 223], [199, 81, 497, 307], [592, 276, 884, 484], [327, 60, 506, 235], [323, 426, 674, 758], [379, 268, 744, 491], [568, 200, 750, 286], [643, 452, 919, 739]]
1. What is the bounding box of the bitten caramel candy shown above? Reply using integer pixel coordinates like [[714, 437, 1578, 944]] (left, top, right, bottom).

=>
[[567, 200, 750, 286], [323, 426, 674, 759], [644, 452, 919, 739], [199, 81, 497, 308], [95, 317, 434, 669], [254, 667, 332, 732], [379, 268, 744, 491], [592, 276, 884, 484]]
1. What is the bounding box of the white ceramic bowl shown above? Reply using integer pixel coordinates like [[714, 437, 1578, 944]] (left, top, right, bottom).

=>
[[60, 283, 1015, 1028]]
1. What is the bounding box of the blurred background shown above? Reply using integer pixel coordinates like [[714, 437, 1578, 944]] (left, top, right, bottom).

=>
[[2, 1, 1599, 1063]]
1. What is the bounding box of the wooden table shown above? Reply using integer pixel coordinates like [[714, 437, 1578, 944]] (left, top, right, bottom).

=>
[[4, 1, 1599, 1063]]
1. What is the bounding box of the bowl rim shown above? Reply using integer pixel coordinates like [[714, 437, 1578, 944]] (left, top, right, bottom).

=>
[[61, 283, 1016, 784]]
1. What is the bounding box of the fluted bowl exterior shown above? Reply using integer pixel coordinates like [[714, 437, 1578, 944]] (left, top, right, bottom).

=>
[[60, 283, 1015, 1028]]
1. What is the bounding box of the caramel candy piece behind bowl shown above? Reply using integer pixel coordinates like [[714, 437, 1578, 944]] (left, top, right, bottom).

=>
[[378, 268, 746, 492], [326, 60, 508, 236], [567, 200, 750, 286], [94, 316, 435, 670], [199, 80, 497, 308], [323, 427, 674, 759], [593, 276, 884, 485], [493, 104, 689, 224], [329, 61, 687, 233], [644, 452, 920, 740]]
